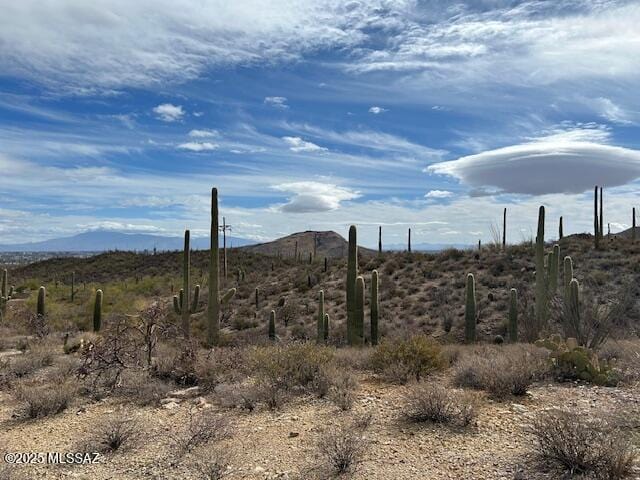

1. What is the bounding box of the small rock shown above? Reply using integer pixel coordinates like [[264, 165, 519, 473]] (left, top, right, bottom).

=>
[[288, 432, 299, 438], [168, 386, 201, 398], [163, 401, 180, 410]]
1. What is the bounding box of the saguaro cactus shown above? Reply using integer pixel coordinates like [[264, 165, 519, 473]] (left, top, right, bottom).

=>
[[535, 206, 548, 326], [503, 207, 507, 250], [408, 228, 412, 253], [37, 286, 46, 317], [1, 269, 11, 317], [93, 289, 103, 332], [371, 270, 379, 346], [568, 278, 580, 314], [173, 229, 200, 337], [464, 274, 476, 343], [559, 216, 563, 240], [208, 188, 236, 347], [255, 288, 259, 309], [324, 313, 329, 342], [71, 271, 76, 302], [378, 226, 382, 254], [508, 288, 518, 342], [599, 186, 604, 242], [563, 256, 573, 299], [594, 186, 599, 249], [633, 208, 636, 241], [355, 276, 365, 345], [317, 290, 325, 344], [268, 310, 276, 340], [346, 225, 358, 345], [548, 244, 560, 294]]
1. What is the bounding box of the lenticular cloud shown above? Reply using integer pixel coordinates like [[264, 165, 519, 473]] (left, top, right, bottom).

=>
[[428, 136, 640, 195]]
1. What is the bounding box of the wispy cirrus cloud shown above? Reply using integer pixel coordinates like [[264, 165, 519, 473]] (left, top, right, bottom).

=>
[[264, 96, 289, 109]]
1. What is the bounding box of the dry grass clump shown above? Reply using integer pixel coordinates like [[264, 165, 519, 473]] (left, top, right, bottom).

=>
[[453, 344, 548, 398], [83, 414, 140, 454], [3, 343, 54, 380], [173, 408, 232, 455], [529, 410, 636, 479], [190, 449, 233, 480], [403, 383, 478, 428], [371, 335, 444, 384], [327, 368, 359, 411], [317, 416, 371, 476], [115, 369, 172, 406], [13, 380, 77, 419]]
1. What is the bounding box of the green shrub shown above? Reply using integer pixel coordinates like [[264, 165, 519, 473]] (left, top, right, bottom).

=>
[[371, 335, 444, 383]]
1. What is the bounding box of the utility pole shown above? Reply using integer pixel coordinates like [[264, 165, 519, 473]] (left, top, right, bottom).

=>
[[219, 217, 232, 280]]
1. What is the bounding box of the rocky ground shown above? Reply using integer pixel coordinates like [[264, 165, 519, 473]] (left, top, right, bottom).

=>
[[1, 365, 638, 480]]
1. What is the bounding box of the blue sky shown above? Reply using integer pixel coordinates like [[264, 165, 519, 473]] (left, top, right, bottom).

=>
[[1, 0, 640, 247]]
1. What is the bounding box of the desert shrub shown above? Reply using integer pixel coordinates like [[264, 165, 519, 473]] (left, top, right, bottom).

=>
[[173, 408, 232, 455], [194, 347, 249, 392], [317, 420, 368, 476], [403, 383, 477, 427], [453, 344, 548, 398], [84, 415, 140, 454], [214, 382, 260, 412], [529, 410, 636, 479], [151, 341, 198, 386], [14, 380, 77, 419], [4, 344, 54, 379], [328, 368, 359, 411], [115, 369, 172, 406], [370, 335, 444, 384], [190, 449, 233, 479], [599, 340, 640, 382], [249, 343, 334, 408]]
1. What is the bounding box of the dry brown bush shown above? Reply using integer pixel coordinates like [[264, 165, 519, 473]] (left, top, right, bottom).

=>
[[403, 383, 477, 427]]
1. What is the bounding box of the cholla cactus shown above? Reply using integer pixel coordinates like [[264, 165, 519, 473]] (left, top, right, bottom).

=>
[[93, 289, 103, 332], [464, 273, 476, 343]]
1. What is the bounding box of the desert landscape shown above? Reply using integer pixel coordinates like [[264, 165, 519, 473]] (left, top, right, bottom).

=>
[[1, 187, 639, 479], [2, 1, 640, 479]]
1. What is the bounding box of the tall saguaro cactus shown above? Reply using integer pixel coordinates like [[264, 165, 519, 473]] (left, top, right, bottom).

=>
[[464, 273, 476, 343], [37, 286, 46, 318], [508, 288, 518, 342], [378, 226, 382, 254], [207, 188, 236, 347], [535, 206, 548, 326], [599, 186, 603, 242], [594, 186, 600, 249], [71, 271, 76, 302], [502, 207, 507, 250], [93, 289, 103, 332], [559, 216, 563, 240], [633, 208, 636, 241], [563, 256, 573, 299], [355, 276, 365, 345], [324, 313, 329, 342], [173, 229, 200, 337], [408, 228, 412, 253], [346, 225, 358, 345], [371, 270, 379, 346]]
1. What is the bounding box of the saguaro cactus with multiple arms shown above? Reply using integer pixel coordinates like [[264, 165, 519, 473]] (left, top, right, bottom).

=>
[[371, 270, 379, 346], [346, 225, 358, 345], [93, 289, 103, 332], [464, 274, 476, 343], [207, 188, 236, 347], [173, 229, 200, 337]]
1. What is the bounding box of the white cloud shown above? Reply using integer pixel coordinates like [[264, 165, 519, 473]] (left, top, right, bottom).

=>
[[153, 103, 185, 122], [425, 190, 453, 199], [428, 126, 640, 195], [282, 136, 327, 153], [592, 97, 634, 125], [273, 181, 359, 213], [264, 96, 289, 109], [177, 142, 219, 152], [368, 106, 387, 114], [188, 129, 219, 138]]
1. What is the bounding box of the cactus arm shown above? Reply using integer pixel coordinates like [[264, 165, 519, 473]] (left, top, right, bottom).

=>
[[173, 295, 181, 314], [190, 284, 200, 313], [221, 288, 236, 304]]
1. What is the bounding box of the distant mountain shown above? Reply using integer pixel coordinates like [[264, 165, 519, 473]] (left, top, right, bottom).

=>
[[0, 230, 255, 252], [384, 242, 473, 252], [242, 230, 376, 258]]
